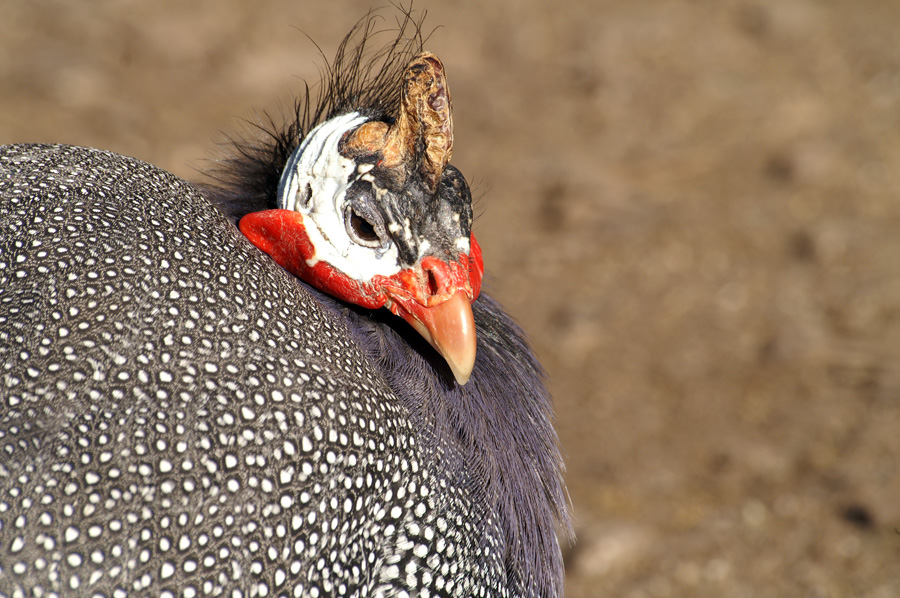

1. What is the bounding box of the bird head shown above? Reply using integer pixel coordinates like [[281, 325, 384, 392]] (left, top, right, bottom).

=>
[[239, 52, 484, 385]]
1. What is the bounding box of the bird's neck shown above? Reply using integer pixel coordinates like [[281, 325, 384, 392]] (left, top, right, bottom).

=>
[[308, 283, 570, 598]]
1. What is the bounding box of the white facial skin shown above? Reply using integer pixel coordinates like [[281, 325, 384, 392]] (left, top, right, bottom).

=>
[[278, 112, 403, 282]]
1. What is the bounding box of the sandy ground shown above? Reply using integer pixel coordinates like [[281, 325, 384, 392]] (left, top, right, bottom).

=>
[[3, 1, 900, 596]]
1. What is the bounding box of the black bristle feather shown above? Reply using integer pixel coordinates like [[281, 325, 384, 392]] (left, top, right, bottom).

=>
[[202, 9, 431, 221]]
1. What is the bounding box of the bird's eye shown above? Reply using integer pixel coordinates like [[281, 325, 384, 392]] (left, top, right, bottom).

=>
[[345, 206, 383, 248], [343, 180, 387, 249], [351, 210, 379, 241]]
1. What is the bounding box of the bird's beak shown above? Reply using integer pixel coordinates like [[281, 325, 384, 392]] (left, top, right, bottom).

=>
[[382, 254, 479, 385], [386, 289, 476, 386]]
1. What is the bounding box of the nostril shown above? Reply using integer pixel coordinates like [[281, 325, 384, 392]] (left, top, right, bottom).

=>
[[426, 268, 440, 296]]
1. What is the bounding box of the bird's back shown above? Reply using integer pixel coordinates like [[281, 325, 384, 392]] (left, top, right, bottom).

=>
[[0, 144, 507, 597]]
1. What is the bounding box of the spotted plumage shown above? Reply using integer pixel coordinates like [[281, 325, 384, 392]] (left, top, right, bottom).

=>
[[0, 14, 569, 598]]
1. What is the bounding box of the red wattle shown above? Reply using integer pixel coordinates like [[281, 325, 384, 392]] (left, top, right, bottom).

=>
[[469, 235, 484, 300], [239, 209, 485, 313], [239, 209, 387, 310]]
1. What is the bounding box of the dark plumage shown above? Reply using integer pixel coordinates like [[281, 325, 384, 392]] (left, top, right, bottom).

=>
[[0, 12, 570, 598]]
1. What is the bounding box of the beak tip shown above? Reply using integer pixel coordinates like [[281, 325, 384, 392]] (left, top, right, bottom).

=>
[[428, 291, 477, 386], [400, 290, 477, 386], [451, 367, 473, 386], [445, 349, 475, 386]]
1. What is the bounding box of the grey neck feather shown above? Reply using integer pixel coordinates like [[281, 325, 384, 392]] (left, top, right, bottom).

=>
[[306, 282, 572, 598]]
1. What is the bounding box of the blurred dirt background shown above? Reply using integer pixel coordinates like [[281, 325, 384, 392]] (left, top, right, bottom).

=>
[[3, 0, 899, 596]]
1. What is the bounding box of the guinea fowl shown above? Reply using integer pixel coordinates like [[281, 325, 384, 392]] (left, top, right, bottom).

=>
[[0, 16, 570, 598]]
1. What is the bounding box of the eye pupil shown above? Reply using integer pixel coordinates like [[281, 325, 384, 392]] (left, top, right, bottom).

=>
[[350, 211, 379, 243]]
